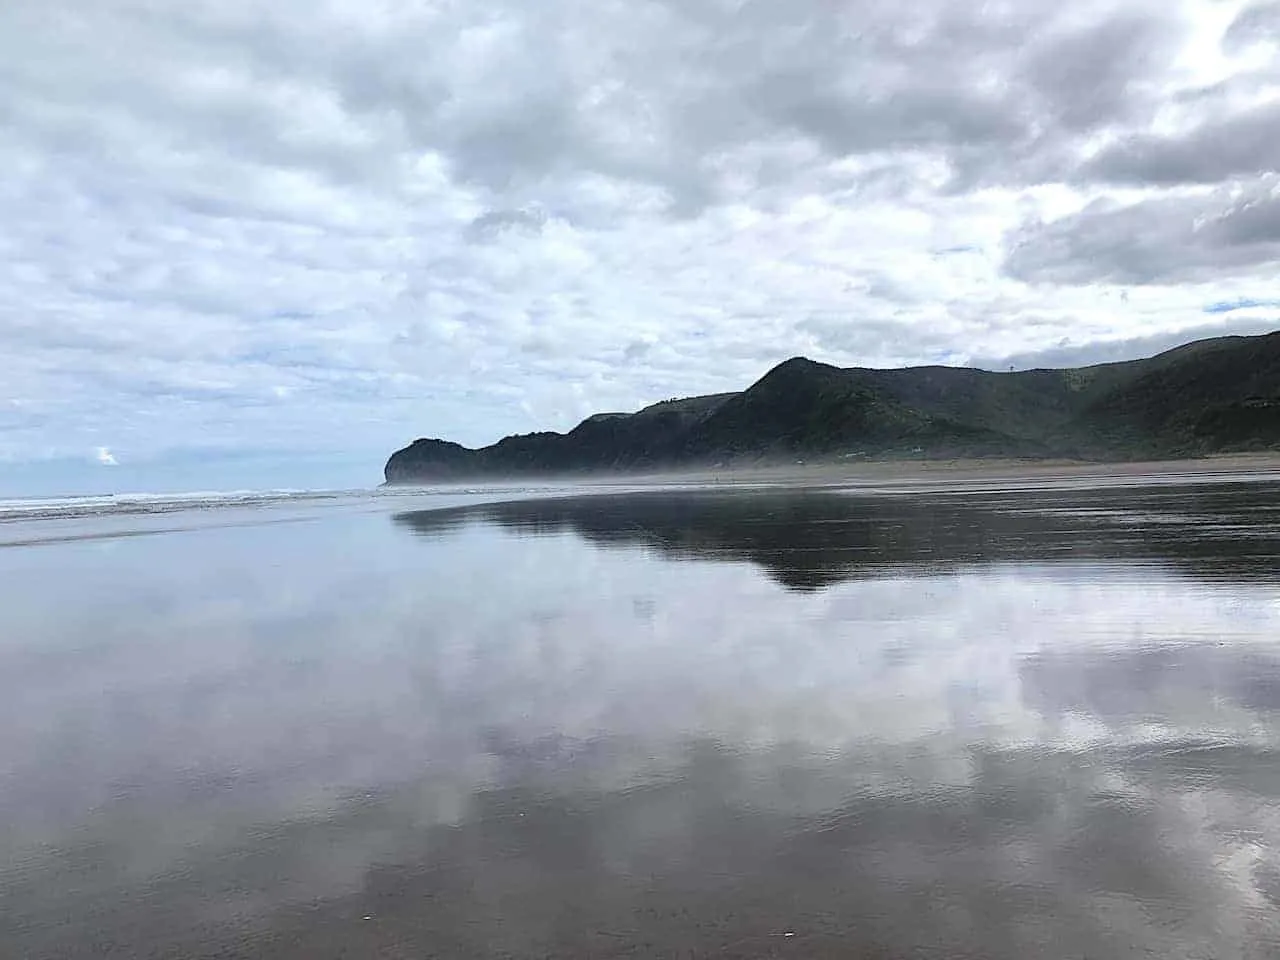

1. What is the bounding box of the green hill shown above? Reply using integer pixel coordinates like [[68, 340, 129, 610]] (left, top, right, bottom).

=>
[[385, 331, 1280, 482]]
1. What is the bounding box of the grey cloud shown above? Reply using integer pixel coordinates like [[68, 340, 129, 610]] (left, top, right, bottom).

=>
[[971, 318, 1280, 371], [1084, 100, 1280, 185], [1004, 183, 1280, 285], [0, 0, 1212, 260], [796, 305, 1133, 370], [1062, 3, 1280, 191], [748, 62, 1021, 158], [1016, 12, 1178, 133], [863, 274, 923, 304], [798, 314, 956, 363], [734, 1, 1182, 194], [0, 8, 403, 202], [15, 0, 1189, 219], [466, 208, 548, 243], [1225, 2, 1280, 48]]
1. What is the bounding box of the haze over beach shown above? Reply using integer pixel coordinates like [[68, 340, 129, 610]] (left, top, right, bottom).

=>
[[7, 1, 1280, 959]]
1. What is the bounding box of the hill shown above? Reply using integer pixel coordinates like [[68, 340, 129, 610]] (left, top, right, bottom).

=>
[[384, 331, 1280, 482]]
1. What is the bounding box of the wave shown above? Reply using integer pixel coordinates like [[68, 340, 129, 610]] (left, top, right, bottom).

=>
[[0, 489, 359, 523], [0, 483, 578, 523]]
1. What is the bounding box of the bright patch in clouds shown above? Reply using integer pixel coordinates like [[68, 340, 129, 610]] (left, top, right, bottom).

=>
[[1, 0, 1278, 485], [95, 447, 119, 467]]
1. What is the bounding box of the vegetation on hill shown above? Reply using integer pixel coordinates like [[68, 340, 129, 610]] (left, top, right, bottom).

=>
[[385, 331, 1280, 482]]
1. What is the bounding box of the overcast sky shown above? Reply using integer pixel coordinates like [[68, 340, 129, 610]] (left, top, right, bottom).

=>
[[2, 0, 1279, 492]]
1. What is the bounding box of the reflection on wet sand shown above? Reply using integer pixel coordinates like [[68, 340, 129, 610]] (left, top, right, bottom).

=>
[[3, 480, 1280, 957], [394, 481, 1280, 588]]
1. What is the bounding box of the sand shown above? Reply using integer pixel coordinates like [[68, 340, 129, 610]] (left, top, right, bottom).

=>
[[576, 452, 1280, 490]]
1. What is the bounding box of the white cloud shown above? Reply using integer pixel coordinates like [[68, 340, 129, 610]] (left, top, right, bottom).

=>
[[0, 0, 1277, 480], [95, 446, 119, 467]]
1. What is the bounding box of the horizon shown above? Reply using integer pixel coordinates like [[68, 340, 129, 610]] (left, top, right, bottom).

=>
[[6, 324, 1280, 496], [5, 1, 1280, 493]]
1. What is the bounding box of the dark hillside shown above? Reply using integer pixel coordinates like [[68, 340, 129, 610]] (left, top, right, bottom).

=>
[[385, 331, 1280, 481]]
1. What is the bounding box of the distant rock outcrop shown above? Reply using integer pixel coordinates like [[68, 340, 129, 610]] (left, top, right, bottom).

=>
[[385, 331, 1280, 482]]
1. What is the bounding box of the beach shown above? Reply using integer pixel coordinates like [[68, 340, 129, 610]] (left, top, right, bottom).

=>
[[4, 467, 1280, 957]]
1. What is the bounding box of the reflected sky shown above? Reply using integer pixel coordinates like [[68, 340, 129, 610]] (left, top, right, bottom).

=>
[[4, 481, 1280, 957]]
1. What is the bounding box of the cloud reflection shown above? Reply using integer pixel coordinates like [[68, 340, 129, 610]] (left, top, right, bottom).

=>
[[3, 485, 1280, 956]]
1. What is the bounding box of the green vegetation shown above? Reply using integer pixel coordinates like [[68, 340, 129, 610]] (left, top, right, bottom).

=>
[[385, 331, 1280, 481]]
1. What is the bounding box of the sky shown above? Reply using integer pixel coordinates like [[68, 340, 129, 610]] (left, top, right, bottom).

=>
[[2, 0, 1279, 494]]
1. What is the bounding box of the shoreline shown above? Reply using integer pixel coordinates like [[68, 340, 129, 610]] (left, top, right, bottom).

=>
[[386, 453, 1280, 494], [603, 453, 1280, 486]]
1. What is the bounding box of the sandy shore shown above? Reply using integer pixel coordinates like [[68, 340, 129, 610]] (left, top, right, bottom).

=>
[[578, 453, 1280, 490]]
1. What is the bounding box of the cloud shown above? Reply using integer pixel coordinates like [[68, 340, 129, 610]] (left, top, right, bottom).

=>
[[466, 207, 548, 244], [1081, 100, 1280, 186], [95, 446, 119, 467], [2, 0, 1279, 481], [969, 317, 1280, 370], [1004, 182, 1280, 286], [1225, 1, 1280, 48]]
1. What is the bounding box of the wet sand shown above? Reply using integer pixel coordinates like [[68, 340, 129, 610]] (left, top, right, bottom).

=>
[[4, 473, 1280, 957], [585, 451, 1280, 489]]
